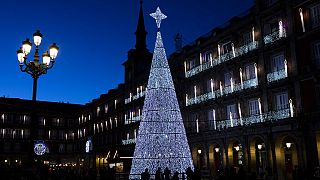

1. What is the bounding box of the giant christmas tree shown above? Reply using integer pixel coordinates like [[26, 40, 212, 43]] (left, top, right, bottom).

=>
[[130, 7, 194, 179]]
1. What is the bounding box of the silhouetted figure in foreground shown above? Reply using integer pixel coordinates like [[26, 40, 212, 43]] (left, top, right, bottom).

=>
[[141, 168, 150, 180], [155, 167, 162, 180], [186, 167, 193, 180], [164, 167, 171, 180], [171, 171, 179, 180]]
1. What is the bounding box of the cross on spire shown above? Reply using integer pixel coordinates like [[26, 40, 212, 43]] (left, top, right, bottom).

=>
[[150, 7, 167, 30]]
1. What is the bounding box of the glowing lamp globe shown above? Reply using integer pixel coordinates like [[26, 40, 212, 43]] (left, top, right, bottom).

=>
[[22, 38, 32, 55], [17, 49, 25, 63], [33, 30, 43, 46], [42, 51, 51, 66], [49, 43, 59, 59]]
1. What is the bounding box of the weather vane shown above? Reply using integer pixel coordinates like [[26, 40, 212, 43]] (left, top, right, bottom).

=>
[[150, 7, 167, 30]]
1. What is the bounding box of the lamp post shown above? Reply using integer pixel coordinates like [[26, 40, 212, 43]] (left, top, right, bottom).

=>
[[16, 30, 58, 165], [17, 30, 59, 101]]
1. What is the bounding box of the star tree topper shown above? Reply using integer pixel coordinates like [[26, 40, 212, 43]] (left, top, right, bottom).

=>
[[150, 7, 167, 29]]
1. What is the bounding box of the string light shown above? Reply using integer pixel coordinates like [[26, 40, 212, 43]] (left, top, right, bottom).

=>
[[130, 7, 194, 179]]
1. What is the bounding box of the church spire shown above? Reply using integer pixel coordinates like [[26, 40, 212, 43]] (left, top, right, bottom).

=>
[[135, 0, 147, 50]]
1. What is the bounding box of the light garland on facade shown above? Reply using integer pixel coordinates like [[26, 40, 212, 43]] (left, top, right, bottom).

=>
[[130, 7, 194, 179]]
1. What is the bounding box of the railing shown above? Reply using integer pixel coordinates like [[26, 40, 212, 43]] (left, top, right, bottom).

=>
[[186, 78, 258, 106], [263, 28, 287, 45], [122, 138, 136, 145], [125, 91, 146, 104], [124, 115, 141, 125], [216, 108, 291, 130], [185, 41, 258, 78], [267, 69, 287, 82]]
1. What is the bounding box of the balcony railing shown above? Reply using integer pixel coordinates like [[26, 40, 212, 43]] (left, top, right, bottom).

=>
[[267, 69, 287, 83], [124, 115, 141, 125], [263, 28, 287, 45], [125, 91, 146, 104], [185, 41, 258, 78], [186, 78, 258, 106], [122, 138, 136, 145], [216, 108, 291, 130]]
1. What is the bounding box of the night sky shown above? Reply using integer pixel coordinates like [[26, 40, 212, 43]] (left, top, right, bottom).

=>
[[0, 0, 253, 104]]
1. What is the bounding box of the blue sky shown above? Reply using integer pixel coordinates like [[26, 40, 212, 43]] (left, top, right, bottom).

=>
[[0, 0, 253, 104]]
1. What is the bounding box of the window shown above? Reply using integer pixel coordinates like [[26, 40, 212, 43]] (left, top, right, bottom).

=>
[[224, 72, 232, 87], [189, 58, 196, 69], [271, 53, 285, 72], [221, 42, 232, 55], [207, 109, 216, 130], [206, 79, 213, 93], [248, 99, 260, 115], [313, 42, 320, 65], [243, 31, 253, 45], [244, 63, 256, 80], [310, 3, 320, 28], [201, 51, 211, 63], [227, 104, 238, 119], [275, 92, 289, 110]]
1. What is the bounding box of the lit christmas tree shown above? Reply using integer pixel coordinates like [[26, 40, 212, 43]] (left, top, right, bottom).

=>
[[130, 7, 194, 179]]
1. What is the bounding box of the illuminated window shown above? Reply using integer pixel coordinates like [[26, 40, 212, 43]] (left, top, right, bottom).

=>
[[271, 52, 285, 72], [244, 63, 256, 80], [207, 109, 216, 130], [227, 104, 238, 119], [221, 42, 232, 55], [248, 99, 260, 115], [275, 92, 289, 110], [224, 72, 232, 87], [97, 107, 100, 116], [201, 51, 211, 63]]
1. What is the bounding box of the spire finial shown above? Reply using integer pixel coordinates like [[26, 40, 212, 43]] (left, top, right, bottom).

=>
[[150, 7, 167, 30], [135, 0, 147, 50]]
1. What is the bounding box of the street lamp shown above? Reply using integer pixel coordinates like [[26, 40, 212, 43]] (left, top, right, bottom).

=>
[[17, 30, 59, 101]]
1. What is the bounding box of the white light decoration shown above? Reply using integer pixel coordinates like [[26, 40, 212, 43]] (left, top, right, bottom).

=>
[[85, 139, 92, 153], [254, 63, 258, 83], [210, 53, 213, 66], [232, 43, 236, 58], [130, 7, 194, 179], [299, 8, 305, 33], [220, 81, 223, 95], [213, 109, 216, 130], [230, 77, 234, 92], [252, 27, 255, 42], [196, 119, 199, 133], [210, 79, 214, 95], [239, 68, 243, 89], [238, 102, 243, 125], [284, 59, 288, 77], [34, 141, 48, 156], [289, 99, 294, 117], [184, 61, 187, 76], [218, 44, 221, 60], [214, 147, 219, 153], [279, 20, 284, 38], [286, 142, 292, 149]]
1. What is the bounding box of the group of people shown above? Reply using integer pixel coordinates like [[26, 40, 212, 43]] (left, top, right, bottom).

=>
[[141, 167, 200, 180]]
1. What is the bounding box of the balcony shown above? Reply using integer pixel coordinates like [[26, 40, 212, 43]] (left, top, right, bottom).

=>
[[267, 69, 287, 83], [186, 78, 258, 106], [216, 108, 291, 130], [122, 138, 136, 145], [263, 28, 286, 45], [185, 41, 258, 78], [125, 91, 146, 104], [124, 115, 141, 125]]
